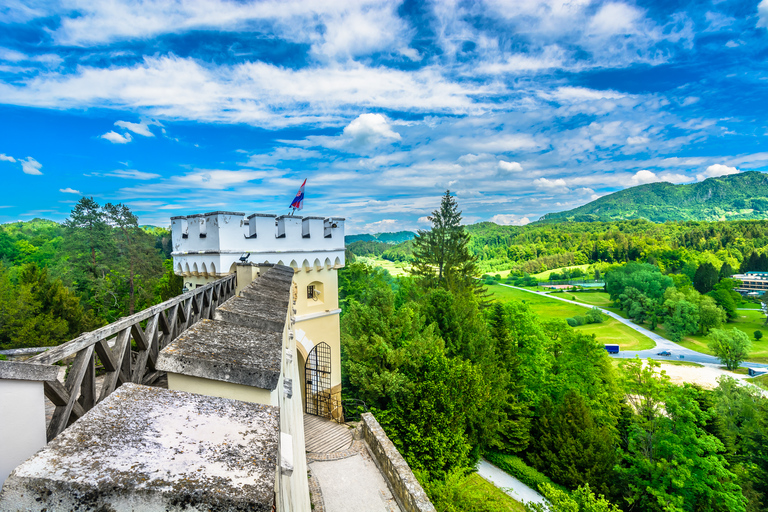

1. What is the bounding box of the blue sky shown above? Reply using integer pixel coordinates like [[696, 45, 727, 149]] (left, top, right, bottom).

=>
[[1, 0, 768, 233]]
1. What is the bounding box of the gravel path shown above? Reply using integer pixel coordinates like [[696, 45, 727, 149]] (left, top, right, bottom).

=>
[[476, 459, 545, 508]]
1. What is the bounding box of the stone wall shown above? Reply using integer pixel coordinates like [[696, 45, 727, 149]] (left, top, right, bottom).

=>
[[360, 412, 436, 512]]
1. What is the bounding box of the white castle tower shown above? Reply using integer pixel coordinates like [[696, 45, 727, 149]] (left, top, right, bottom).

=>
[[171, 211, 346, 416]]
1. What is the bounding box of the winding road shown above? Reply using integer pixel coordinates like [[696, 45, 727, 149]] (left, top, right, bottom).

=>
[[498, 283, 768, 370]]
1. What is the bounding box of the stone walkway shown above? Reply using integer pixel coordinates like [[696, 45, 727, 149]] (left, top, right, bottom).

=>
[[305, 415, 401, 512]]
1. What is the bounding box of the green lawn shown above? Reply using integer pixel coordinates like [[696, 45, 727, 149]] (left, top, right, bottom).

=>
[[489, 285, 656, 351], [748, 373, 768, 391], [671, 309, 768, 363], [463, 474, 526, 512]]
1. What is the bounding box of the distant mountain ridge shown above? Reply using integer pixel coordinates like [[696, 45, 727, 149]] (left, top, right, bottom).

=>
[[539, 171, 768, 223], [345, 230, 416, 245]]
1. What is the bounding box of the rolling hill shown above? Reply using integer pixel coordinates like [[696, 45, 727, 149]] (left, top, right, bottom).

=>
[[539, 171, 768, 223]]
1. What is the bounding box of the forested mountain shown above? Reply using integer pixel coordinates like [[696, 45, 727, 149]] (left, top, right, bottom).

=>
[[345, 230, 416, 244], [356, 218, 768, 274], [540, 171, 768, 223]]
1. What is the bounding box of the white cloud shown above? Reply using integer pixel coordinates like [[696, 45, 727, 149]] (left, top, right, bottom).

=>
[[0, 56, 490, 128], [626, 136, 650, 145], [343, 114, 401, 146], [589, 3, 642, 36], [544, 86, 625, 103], [629, 170, 659, 186], [59, 187, 81, 194], [107, 169, 161, 180], [114, 119, 158, 137], [417, 216, 431, 225], [697, 164, 739, 181], [534, 177, 568, 191], [0, 153, 16, 162], [101, 131, 133, 144], [498, 160, 523, 173], [759, 0, 768, 28], [21, 157, 42, 175], [363, 219, 398, 232], [490, 214, 531, 226]]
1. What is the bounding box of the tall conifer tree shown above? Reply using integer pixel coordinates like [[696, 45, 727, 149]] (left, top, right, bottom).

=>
[[410, 190, 481, 294]]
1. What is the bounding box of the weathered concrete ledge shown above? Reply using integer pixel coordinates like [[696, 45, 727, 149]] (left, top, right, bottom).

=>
[[240, 283, 290, 310], [0, 383, 279, 512], [156, 319, 282, 390], [215, 294, 287, 332], [361, 412, 436, 512], [0, 360, 59, 382]]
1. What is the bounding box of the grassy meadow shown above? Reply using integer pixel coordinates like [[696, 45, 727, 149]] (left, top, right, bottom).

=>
[[673, 308, 768, 363], [486, 284, 656, 351]]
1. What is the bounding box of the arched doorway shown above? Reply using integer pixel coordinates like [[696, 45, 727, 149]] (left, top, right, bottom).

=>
[[305, 342, 331, 417]]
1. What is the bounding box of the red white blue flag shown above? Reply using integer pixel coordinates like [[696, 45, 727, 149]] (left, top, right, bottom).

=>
[[290, 179, 306, 211]]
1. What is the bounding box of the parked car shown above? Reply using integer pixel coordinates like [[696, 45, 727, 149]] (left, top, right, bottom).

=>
[[657, 351, 671, 356], [604, 344, 620, 354]]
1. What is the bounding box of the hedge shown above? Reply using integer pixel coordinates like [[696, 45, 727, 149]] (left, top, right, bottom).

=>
[[484, 451, 567, 495]]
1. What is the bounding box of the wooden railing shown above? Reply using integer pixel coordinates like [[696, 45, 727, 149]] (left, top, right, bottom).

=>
[[28, 274, 237, 441]]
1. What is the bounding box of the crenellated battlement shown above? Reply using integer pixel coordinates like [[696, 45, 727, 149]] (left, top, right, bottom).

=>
[[171, 211, 346, 279]]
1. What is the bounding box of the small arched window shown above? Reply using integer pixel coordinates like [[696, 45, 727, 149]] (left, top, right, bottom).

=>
[[307, 281, 324, 305]]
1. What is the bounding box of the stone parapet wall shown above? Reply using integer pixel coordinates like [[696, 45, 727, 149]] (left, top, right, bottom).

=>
[[360, 412, 436, 512]]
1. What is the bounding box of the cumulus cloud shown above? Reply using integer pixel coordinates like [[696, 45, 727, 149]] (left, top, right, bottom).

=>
[[0, 153, 16, 162], [101, 131, 133, 144], [59, 187, 81, 194], [697, 164, 739, 181], [21, 157, 42, 175], [628, 170, 693, 186], [498, 160, 523, 173], [534, 177, 568, 191], [363, 219, 398, 232], [114, 119, 158, 137], [629, 170, 659, 186], [759, 0, 768, 28], [490, 214, 531, 226], [343, 114, 401, 146]]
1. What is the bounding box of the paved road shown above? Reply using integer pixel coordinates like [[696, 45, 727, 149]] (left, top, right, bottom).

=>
[[498, 283, 768, 370], [476, 459, 546, 508]]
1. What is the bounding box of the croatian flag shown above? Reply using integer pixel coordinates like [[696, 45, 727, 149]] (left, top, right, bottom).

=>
[[290, 179, 306, 211]]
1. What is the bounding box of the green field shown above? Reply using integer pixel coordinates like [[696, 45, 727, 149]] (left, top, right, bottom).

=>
[[356, 256, 409, 277], [488, 285, 656, 351], [531, 264, 591, 280], [672, 309, 768, 363], [464, 474, 525, 511]]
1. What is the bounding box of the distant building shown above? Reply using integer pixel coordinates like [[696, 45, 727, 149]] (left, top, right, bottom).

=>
[[730, 271, 768, 296], [170, 211, 346, 418]]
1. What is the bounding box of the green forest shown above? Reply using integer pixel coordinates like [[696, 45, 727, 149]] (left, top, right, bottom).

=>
[[355, 217, 768, 276], [0, 198, 181, 350], [339, 192, 768, 512]]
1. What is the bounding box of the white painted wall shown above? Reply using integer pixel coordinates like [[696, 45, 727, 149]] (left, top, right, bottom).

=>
[[0, 379, 47, 487], [171, 211, 345, 279]]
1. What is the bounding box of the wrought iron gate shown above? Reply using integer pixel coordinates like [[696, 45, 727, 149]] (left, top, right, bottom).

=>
[[305, 342, 331, 417]]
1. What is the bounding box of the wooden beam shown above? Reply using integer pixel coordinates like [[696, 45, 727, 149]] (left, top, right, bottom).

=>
[[47, 345, 94, 441], [98, 328, 131, 403], [94, 338, 117, 372], [131, 323, 149, 351]]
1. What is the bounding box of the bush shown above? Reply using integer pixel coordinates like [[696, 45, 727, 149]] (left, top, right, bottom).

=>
[[755, 330, 763, 341], [485, 451, 566, 495], [573, 315, 586, 326], [566, 317, 578, 327], [586, 307, 604, 324]]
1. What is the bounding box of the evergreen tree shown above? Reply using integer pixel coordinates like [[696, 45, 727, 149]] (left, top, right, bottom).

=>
[[410, 191, 481, 294], [694, 262, 720, 294], [720, 261, 734, 280]]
